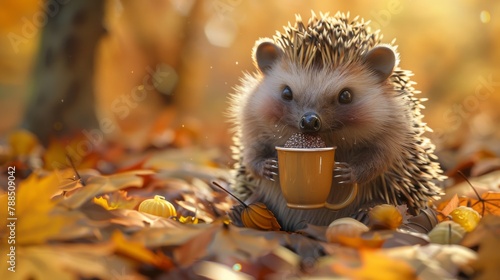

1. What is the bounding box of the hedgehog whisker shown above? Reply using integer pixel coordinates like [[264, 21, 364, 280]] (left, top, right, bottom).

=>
[[274, 117, 291, 139]]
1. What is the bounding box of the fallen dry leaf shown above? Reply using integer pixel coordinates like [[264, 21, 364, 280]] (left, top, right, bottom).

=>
[[0, 243, 139, 280], [59, 170, 154, 209], [174, 221, 280, 267], [332, 249, 417, 280], [111, 230, 172, 268], [466, 216, 500, 280], [0, 171, 79, 245], [436, 194, 459, 221]]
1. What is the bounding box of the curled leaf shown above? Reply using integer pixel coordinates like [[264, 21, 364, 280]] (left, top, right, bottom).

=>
[[241, 202, 281, 231]]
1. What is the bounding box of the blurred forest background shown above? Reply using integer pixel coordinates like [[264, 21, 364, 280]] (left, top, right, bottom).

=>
[[0, 0, 499, 171]]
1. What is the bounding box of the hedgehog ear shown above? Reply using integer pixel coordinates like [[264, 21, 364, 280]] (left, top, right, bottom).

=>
[[253, 39, 283, 74], [362, 46, 396, 82]]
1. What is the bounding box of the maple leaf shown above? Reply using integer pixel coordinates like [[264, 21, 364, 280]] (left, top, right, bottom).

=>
[[459, 191, 500, 216], [332, 249, 417, 280], [437, 172, 500, 217], [0, 171, 79, 245]]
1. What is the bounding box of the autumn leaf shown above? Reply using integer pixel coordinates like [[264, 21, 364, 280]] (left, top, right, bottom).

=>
[[43, 135, 100, 170], [465, 216, 500, 280], [172, 221, 280, 267], [178, 215, 199, 224], [8, 129, 39, 157], [437, 171, 500, 217], [94, 196, 118, 210], [332, 249, 417, 280], [59, 170, 154, 209], [436, 194, 460, 221], [131, 219, 215, 248], [111, 230, 172, 268], [460, 191, 500, 216], [0, 171, 78, 245], [335, 232, 386, 249], [107, 208, 177, 230], [381, 244, 477, 279], [0, 243, 148, 280], [93, 190, 140, 210]]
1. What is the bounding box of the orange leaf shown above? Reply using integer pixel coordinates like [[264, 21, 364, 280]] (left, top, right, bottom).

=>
[[458, 191, 500, 216], [332, 249, 417, 280], [43, 135, 99, 170], [111, 230, 171, 267], [436, 194, 460, 221], [0, 171, 78, 245], [335, 233, 385, 249]]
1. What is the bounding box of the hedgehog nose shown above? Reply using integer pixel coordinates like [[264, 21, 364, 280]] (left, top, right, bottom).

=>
[[299, 112, 322, 132]]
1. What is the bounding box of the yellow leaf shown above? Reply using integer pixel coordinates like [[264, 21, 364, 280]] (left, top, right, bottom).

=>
[[43, 135, 99, 170], [178, 215, 199, 224], [0, 171, 74, 245], [0, 243, 137, 280], [8, 129, 39, 157], [333, 249, 417, 280], [93, 191, 139, 210], [93, 196, 118, 210], [111, 230, 168, 267]]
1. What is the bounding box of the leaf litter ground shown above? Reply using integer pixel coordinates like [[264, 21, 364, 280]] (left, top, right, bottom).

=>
[[1, 130, 500, 279]]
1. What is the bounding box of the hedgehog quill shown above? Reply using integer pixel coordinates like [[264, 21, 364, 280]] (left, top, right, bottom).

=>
[[228, 12, 445, 231]]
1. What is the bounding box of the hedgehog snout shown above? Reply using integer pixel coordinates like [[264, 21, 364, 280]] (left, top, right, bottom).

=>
[[299, 112, 322, 132]]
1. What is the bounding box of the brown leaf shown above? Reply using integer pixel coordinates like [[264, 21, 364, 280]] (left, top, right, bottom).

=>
[[173, 222, 279, 267], [466, 216, 500, 280], [0, 243, 140, 280], [59, 170, 154, 209]]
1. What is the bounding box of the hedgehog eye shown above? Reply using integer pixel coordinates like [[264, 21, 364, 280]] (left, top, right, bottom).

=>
[[338, 88, 352, 104], [281, 86, 293, 101]]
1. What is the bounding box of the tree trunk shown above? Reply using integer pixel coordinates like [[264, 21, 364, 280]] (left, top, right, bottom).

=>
[[23, 0, 105, 146]]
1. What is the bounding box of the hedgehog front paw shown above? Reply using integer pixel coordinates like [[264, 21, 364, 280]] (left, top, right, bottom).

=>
[[262, 158, 278, 181], [334, 162, 355, 184]]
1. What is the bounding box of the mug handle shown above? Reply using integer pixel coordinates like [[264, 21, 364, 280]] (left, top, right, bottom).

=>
[[324, 183, 358, 210]]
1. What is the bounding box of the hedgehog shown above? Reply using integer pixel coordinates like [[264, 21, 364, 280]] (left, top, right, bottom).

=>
[[228, 12, 445, 231]]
